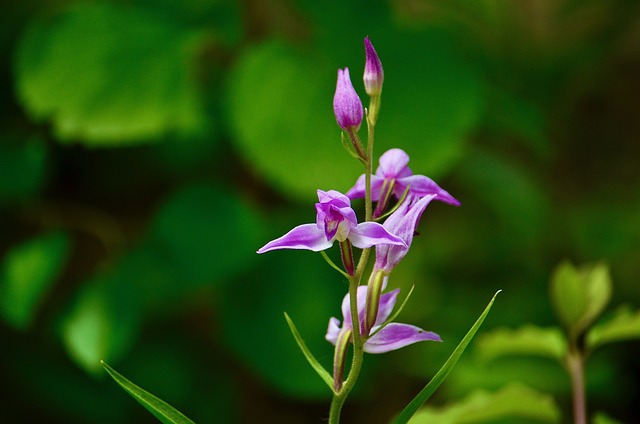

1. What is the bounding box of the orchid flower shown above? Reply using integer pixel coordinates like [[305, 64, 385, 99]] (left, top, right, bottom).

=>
[[375, 194, 436, 273], [257, 190, 406, 254], [346, 148, 460, 207], [326, 284, 441, 354]]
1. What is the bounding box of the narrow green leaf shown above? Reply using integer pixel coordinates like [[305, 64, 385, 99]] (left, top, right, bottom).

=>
[[101, 361, 195, 424], [407, 383, 561, 424], [587, 306, 640, 352], [475, 324, 567, 363], [284, 312, 333, 390], [392, 290, 501, 424], [320, 250, 351, 279]]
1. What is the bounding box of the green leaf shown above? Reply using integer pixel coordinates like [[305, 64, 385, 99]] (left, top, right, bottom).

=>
[[101, 361, 195, 424], [15, 2, 207, 145], [586, 305, 640, 352], [227, 31, 483, 201], [284, 312, 333, 390], [62, 276, 142, 374], [392, 290, 501, 424], [475, 325, 567, 363], [218, 251, 341, 399], [592, 411, 624, 424], [550, 261, 611, 339], [149, 184, 265, 288], [408, 383, 561, 424], [0, 231, 70, 329]]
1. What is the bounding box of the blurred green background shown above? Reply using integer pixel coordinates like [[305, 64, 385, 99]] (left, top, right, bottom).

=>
[[1, 0, 639, 422]]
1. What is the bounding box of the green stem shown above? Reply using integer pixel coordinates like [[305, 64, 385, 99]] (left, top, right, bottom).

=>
[[328, 99, 379, 424], [567, 347, 587, 424]]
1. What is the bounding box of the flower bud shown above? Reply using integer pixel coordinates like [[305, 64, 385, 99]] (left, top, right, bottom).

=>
[[333, 68, 363, 131], [363, 37, 384, 96]]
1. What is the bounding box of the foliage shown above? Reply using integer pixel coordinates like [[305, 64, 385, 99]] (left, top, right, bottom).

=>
[[1, 0, 639, 423]]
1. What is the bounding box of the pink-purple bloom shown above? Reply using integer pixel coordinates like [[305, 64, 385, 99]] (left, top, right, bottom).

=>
[[333, 68, 363, 131], [346, 148, 460, 206], [326, 284, 441, 354], [257, 190, 406, 254], [363, 36, 383, 96], [375, 194, 436, 273]]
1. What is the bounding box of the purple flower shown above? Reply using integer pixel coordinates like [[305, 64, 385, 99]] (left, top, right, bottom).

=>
[[333, 68, 363, 131], [257, 190, 406, 254], [363, 36, 383, 96], [346, 148, 460, 206], [326, 284, 441, 354], [375, 194, 435, 273]]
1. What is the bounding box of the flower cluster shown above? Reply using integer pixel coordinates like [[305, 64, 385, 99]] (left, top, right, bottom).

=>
[[257, 37, 459, 405]]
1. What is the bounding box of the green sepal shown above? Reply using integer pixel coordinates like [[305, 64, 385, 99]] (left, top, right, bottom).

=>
[[284, 312, 334, 391], [392, 290, 501, 424], [101, 361, 195, 424]]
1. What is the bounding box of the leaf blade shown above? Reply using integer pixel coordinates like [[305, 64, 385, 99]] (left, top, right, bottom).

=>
[[101, 361, 195, 424], [392, 290, 501, 424], [284, 312, 334, 391]]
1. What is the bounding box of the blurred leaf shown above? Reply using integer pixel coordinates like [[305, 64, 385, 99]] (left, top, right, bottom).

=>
[[393, 290, 501, 424], [0, 135, 47, 201], [15, 2, 207, 145], [587, 305, 640, 352], [592, 412, 624, 424], [101, 361, 195, 424], [218, 251, 342, 399], [457, 147, 549, 247], [227, 30, 484, 201], [550, 261, 611, 339], [226, 41, 356, 200], [407, 383, 561, 424], [62, 276, 142, 374], [475, 325, 567, 363], [150, 184, 265, 288], [0, 231, 69, 329]]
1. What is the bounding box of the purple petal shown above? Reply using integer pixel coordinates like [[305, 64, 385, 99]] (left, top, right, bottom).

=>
[[374, 288, 400, 326], [325, 317, 342, 345], [257, 224, 332, 253], [346, 174, 385, 201], [348, 222, 406, 249], [364, 323, 441, 354], [377, 148, 412, 179], [317, 189, 351, 206], [397, 175, 460, 206]]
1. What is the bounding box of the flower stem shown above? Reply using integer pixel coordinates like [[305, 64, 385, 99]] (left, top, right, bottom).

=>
[[567, 348, 587, 424]]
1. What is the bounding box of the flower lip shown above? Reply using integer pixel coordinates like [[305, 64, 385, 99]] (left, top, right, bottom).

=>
[[333, 68, 364, 131], [326, 285, 441, 354]]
